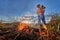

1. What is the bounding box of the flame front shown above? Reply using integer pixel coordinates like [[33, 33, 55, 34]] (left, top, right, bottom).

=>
[[18, 22, 29, 31]]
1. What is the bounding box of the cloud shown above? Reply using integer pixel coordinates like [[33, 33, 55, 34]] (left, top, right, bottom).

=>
[[23, 11, 32, 16], [23, 11, 37, 17]]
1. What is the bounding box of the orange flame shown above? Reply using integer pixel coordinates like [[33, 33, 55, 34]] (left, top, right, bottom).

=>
[[18, 22, 29, 31]]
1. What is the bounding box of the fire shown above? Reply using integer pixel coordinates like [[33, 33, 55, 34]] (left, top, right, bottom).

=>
[[18, 20, 48, 37], [18, 22, 34, 34], [18, 22, 29, 31]]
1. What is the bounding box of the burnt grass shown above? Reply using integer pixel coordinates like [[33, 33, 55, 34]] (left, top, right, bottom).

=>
[[0, 26, 60, 40]]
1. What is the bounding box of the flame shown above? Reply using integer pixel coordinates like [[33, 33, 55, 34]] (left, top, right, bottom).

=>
[[18, 22, 33, 34], [18, 22, 29, 31]]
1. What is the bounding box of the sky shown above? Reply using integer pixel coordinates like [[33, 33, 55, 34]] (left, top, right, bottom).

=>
[[0, 0, 60, 16], [0, 0, 60, 21]]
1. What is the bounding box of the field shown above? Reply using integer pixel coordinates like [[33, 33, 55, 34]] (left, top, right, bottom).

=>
[[0, 17, 60, 40]]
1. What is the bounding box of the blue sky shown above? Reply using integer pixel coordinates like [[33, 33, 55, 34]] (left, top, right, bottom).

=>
[[0, 0, 60, 17]]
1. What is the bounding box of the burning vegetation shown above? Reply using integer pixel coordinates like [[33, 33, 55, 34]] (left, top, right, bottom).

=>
[[0, 17, 60, 40], [18, 23, 29, 31], [14, 20, 60, 40]]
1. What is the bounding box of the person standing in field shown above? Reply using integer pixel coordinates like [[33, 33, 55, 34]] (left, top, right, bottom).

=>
[[36, 4, 47, 30]]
